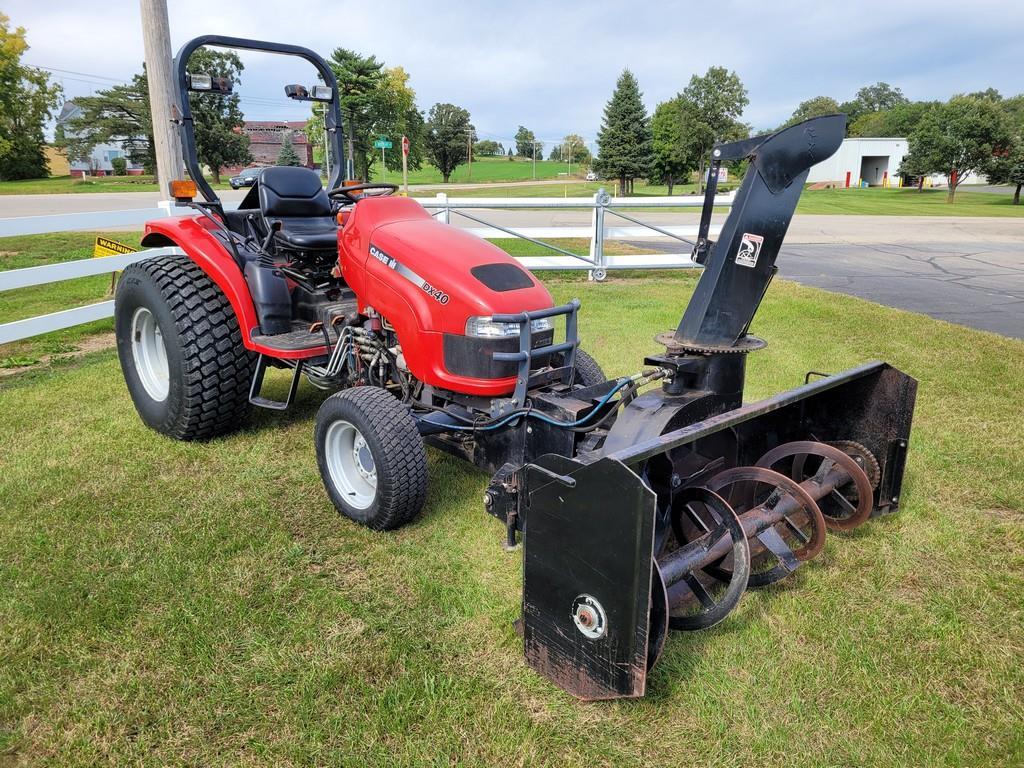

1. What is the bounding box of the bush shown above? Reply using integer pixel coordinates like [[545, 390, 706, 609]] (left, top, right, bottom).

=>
[[110, 157, 128, 176]]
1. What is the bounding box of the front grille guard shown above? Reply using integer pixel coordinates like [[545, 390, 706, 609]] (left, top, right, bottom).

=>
[[491, 299, 580, 406]]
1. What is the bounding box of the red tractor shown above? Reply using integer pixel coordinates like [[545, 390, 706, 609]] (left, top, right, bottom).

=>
[[116, 36, 917, 699]]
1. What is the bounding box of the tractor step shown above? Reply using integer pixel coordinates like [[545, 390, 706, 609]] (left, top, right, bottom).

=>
[[249, 354, 303, 410], [250, 319, 340, 352]]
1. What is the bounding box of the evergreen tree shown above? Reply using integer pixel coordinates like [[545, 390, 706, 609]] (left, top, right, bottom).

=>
[[277, 133, 301, 166], [61, 73, 154, 171], [594, 69, 652, 195]]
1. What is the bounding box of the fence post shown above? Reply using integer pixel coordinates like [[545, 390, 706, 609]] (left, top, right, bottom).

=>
[[588, 188, 608, 281], [436, 192, 450, 224]]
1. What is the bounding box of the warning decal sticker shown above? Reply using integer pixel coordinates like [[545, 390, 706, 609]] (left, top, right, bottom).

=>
[[735, 233, 763, 268]]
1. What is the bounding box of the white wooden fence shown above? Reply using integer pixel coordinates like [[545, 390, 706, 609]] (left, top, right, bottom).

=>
[[0, 190, 730, 344]]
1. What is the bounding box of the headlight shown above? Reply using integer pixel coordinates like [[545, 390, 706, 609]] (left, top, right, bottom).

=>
[[465, 316, 553, 338]]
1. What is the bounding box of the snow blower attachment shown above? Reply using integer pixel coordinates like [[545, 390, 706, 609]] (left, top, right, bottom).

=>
[[488, 114, 918, 700]]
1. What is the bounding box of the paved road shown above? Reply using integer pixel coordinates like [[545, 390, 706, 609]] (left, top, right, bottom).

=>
[[776, 241, 1024, 339]]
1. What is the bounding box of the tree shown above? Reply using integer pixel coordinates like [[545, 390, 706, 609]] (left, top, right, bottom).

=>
[[374, 66, 425, 174], [185, 49, 250, 183], [0, 14, 62, 180], [515, 125, 541, 158], [677, 66, 748, 192], [985, 98, 1024, 204], [783, 96, 840, 128], [324, 50, 424, 181], [840, 82, 908, 124], [474, 139, 502, 156], [984, 139, 1024, 204], [61, 72, 154, 171], [594, 69, 652, 195], [848, 100, 939, 138], [903, 95, 1012, 201], [277, 133, 301, 166], [424, 103, 473, 183], [650, 97, 696, 194], [560, 133, 590, 164]]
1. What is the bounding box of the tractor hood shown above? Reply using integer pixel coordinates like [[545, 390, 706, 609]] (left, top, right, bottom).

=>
[[344, 197, 555, 337]]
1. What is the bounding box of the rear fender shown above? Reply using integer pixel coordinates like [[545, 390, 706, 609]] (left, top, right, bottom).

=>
[[142, 216, 260, 346]]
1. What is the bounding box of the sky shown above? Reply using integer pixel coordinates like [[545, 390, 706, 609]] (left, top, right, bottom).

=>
[[6, 0, 1023, 148]]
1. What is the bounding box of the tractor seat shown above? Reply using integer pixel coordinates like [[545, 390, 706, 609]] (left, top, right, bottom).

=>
[[258, 166, 337, 251]]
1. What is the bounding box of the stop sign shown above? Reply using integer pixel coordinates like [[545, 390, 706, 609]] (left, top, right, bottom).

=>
[[401, 135, 410, 157]]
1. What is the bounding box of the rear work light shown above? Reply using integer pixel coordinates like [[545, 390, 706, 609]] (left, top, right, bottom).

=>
[[187, 73, 233, 93], [465, 316, 553, 339]]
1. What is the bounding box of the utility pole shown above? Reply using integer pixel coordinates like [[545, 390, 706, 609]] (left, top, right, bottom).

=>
[[140, 0, 184, 199], [532, 140, 536, 180], [467, 131, 473, 181]]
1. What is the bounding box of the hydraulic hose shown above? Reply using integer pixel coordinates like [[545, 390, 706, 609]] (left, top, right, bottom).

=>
[[431, 368, 668, 434]]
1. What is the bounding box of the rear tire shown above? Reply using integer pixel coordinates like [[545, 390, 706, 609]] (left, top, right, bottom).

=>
[[315, 386, 428, 530], [573, 348, 607, 387], [115, 254, 255, 440]]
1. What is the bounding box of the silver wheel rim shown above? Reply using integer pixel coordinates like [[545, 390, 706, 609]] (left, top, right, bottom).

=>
[[324, 419, 377, 510], [130, 306, 169, 401]]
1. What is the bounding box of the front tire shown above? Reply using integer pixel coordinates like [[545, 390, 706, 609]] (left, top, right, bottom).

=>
[[573, 348, 607, 387], [315, 386, 428, 530], [115, 254, 255, 440]]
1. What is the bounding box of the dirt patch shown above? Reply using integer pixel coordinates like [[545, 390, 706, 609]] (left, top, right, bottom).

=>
[[0, 332, 116, 378]]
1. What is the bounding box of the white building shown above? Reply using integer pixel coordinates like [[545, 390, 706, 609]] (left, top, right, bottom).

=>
[[806, 137, 985, 188], [55, 101, 146, 177], [806, 137, 908, 187]]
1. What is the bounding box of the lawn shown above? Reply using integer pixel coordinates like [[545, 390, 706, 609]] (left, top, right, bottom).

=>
[[0, 268, 1021, 766], [416, 180, 1024, 216], [373, 156, 579, 185]]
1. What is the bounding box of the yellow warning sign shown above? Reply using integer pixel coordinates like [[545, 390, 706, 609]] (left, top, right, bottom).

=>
[[93, 236, 139, 258]]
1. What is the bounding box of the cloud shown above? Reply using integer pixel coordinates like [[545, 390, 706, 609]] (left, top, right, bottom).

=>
[[7, 0, 1023, 142]]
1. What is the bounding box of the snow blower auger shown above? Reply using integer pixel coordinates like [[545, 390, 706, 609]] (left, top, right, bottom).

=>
[[484, 115, 917, 700], [116, 36, 915, 704]]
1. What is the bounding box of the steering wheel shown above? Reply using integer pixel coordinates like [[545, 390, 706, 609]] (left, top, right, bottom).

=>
[[327, 182, 399, 203]]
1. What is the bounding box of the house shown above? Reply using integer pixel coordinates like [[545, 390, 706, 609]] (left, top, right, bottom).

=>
[[223, 121, 315, 175], [55, 101, 147, 177]]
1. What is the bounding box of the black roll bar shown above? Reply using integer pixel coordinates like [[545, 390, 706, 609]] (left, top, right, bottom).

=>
[[172, 35, 346, 205]]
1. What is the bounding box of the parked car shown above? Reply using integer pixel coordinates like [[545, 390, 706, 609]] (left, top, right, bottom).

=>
[[229, 167, 265, 189], [585, 170, 598, 181]]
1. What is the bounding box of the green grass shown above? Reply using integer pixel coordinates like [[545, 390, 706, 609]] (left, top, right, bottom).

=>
[[373, 155, 582, 185], [0, 269, 1021, 766], [797, 186, 1024, 216]]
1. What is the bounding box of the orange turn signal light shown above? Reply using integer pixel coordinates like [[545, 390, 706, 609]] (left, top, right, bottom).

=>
[[170, 179, 197, 201]]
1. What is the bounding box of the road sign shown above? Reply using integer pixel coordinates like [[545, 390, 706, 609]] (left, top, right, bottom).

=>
[[401, 135, 410, 157], [373, 138, 392, 149], [93, 236, 138, 258]]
